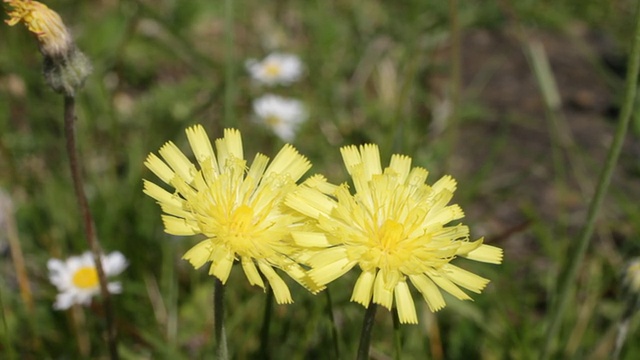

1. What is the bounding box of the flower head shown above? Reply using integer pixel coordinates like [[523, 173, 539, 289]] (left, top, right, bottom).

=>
[[4, 0, 72, 57], [286, 144, 503, 323], [47, 251, 127, 310], [144, 125, 320, 304], [253, 94, 307, 142], [246, 52, 303, 86]]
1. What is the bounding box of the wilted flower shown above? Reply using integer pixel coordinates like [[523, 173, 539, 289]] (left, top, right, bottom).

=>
[[286, 144, 503, 323], [246, 52, 303, 86], [4, 0, 91, 96], [48, 251, 127, 310], [4, 0, 72, 57], [143, 125, 321, 304], [253, 94, 307, 142]]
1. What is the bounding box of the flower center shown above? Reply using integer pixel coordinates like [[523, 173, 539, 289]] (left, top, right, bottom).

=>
[[264, 63, 282, 77], [265, 115, 283, 127], [377, 219, 405, 251], [225, 204, 257, 254], [72, 266, 99, 289]]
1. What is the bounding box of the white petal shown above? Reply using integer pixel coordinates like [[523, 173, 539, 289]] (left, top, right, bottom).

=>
[[104, 252, 128, 276]]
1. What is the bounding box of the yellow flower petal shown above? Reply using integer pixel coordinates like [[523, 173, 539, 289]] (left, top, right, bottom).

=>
[[145, 153, 175, 184], [186, 125, 218, 172], [159, 142, 196, 184], [258, 261, 292, 304], [462, 244, 504, 264], [373, 270, 394, 309], [308, 255, 353, 285], [183, 240, 213, 269], [241, 257, 265, 289], [409, 274, 445, 312], [209, 247, 234, 284], [291, 231, 331, 247], [265, 144, 311, 182], [442, 264, 490, 293], [427, 272, 471, 301], [351, 270, 376, 306], [162, 215, 199, 236], [395, 280, 418, 324]]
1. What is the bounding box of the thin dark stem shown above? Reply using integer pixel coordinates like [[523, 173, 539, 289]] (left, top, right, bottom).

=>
[[224, 0, 236, 128], [214, 278, 228, 359], [392, 309, 402, 360], [541, 1, 640, 357], [259, 285, 274, 359], [325, 289, 340, 359], [357, 303, 377, 360], [64, 96, 118, 360]]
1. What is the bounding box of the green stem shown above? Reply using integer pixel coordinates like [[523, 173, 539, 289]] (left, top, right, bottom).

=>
[[64, 96, 118, 360], [224, 0, 236, 128], [214, 278, 228, 360], [259, 286, 273, 359], [357, 303, 377, 360], [325, 289, 340, 359], [0, 282, 16, 360], [541, 1, 640, 357], [392, 309, 402, 360]]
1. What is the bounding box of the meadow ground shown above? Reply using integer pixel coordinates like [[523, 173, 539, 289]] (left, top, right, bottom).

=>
[[1, 0, 640, 359]]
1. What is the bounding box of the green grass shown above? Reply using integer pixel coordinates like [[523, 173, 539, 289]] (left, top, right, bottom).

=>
[[1, 0, 640, 358]]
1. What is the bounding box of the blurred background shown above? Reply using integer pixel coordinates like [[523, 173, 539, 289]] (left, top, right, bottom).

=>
[[1, 0, 640, 358]]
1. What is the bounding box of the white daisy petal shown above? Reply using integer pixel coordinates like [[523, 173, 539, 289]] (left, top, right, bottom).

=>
[[246, 52, 303, 86], [253, 94, 307, 142]]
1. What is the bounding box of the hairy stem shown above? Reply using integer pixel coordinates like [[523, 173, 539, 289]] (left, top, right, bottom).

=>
[[64, 96, 118, 360], [357, 303, 377, 360]]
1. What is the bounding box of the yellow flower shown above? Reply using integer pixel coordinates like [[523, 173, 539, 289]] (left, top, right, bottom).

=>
[[4, 0, 72, 57], [286, 144, 503, 323], [144, 125, 321, 304]]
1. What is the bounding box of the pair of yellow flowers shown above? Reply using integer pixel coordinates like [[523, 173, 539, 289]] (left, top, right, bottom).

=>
[[144, 125, 503, 324], [4, 0, 502, 325]]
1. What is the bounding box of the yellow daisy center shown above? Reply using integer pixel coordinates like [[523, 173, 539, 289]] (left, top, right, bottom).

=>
[[264, 63, 282, 77], [72, 266, 99, 289], [265, 115, 283, 127]]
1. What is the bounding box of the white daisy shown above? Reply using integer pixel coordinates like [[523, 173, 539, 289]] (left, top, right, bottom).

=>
[[253, 94, 307, 142], [246, 52, 303, 86], [47, 251, 128, 310]]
